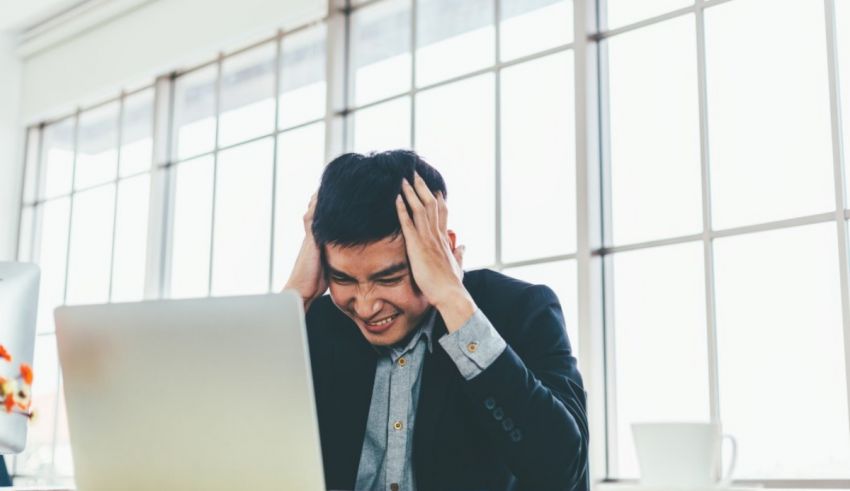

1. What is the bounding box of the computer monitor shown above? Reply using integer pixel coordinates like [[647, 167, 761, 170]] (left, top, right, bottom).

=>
[[0, 262, 39, 454], [55, 290, 326, 491]]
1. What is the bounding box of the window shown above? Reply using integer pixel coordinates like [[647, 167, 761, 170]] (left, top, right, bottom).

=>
[[600, 0, 850, 481], [13, 20, 329, 484], [14, 87, 156, 484]]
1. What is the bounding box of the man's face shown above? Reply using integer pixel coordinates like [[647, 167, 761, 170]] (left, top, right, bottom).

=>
[[324, 234, 431, 346]]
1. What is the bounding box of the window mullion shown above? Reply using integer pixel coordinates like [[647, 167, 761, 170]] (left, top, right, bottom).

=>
[[575, 0, 608, 482], [326, 0, 348, 160], [823, 0, 850, 446], [145, 75, 176, 300]]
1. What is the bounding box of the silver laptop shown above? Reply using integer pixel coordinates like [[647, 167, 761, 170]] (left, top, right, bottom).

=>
[[54, 291, 325, 491], [0, 262, 39, 453]]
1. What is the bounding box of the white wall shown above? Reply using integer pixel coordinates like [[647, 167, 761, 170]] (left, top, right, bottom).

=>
[[21, 0, 325, 122], [0, 33, 24, 261]]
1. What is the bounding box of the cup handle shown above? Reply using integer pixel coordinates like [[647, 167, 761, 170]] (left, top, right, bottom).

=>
[[718, 433, 737, 488]]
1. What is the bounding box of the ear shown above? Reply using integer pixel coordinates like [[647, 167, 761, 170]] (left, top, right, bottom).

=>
[[447, 229, 457, 250]]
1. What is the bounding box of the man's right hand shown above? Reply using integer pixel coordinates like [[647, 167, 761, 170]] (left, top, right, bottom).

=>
[[283, 193, 327, 311]]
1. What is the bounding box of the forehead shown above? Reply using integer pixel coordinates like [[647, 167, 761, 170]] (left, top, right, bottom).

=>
[[325, 235, 407, 276]]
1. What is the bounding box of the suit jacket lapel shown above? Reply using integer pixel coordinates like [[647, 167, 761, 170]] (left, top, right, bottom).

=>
[[413, 313, 454, 490], [331, 320, 377, 486]]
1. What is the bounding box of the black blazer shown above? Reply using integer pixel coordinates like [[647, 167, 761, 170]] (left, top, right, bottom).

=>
[[305, 268, 589, 491]]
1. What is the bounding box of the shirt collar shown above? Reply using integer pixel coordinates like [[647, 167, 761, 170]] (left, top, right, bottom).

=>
[[387, 307, 437, 361]]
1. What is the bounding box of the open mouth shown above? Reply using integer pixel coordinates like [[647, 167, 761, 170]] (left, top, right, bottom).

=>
[[364, 312, 401, 333]]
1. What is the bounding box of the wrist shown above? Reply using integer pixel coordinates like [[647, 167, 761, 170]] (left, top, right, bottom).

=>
[[284, 283, 315, 305], [433, 287, 476, 333]]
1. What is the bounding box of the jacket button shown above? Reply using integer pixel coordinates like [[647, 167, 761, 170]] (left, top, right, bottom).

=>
[[467, 341, 478, 353], [510, 428, 523, 442], [493, 407, 504, 421], [484, 397, 496, 410], [502, 417, 514, 431]]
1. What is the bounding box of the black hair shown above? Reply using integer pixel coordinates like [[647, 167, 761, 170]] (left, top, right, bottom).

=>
[[312, 149, 447, 247]]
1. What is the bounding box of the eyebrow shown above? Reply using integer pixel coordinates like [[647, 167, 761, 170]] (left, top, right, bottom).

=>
[[327, 262, 409, 282]]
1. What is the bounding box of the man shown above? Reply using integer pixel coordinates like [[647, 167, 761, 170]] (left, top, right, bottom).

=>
[[285, 150, 588, 491]]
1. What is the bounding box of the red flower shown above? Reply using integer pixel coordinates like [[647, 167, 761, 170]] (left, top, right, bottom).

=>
[[20, 364, 33, 385], [0, 345, 11, 363], [4, 395, 14, 413]]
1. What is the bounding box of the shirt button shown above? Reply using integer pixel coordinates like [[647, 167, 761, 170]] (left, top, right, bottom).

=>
[[467, 341, 479, 353], [390, 484, 399, 491], [398, 357, 407, 367], [393, 420, 404, 431]]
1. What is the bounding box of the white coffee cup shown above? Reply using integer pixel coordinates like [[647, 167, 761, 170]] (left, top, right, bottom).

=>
[[631, 422, 737, 489]]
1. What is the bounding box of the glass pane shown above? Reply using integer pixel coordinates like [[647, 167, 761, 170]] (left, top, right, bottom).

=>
[[837, 0, 850, 205], [416, 0, 494, 87], [501, 52, 576, 262], [35, 198, 71, 334], [351, 0, 412, 106], [111, 174, 151, 302], [120, 88, 154, 177], [42, 118, 75, 199], [75, 102, 119, 189], [15, 335, 59, 477], [714, 223, 850, 478], [279, 23, 327, 129], [502, 260, 579, 358], [17, 206, 34, 262], [608, 16, 702, 245], [605, 0, 692, 30], [23, 127, 41, 203], [211, 138, 274, 296], [415, 74, 495, 267], [611, 241, 710, 478], [66, 184, 116, 306], [273, 123, 326, 290], [500, 0, 573, 61], [173, 66, 218, 161], [219, 43, 276, 147], [352, 97, 411, 153], [706, 0, 834, 230], [170, 155, 214, 298]]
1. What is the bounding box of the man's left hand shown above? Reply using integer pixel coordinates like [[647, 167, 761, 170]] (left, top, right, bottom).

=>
[[396, 173, 476, 332]]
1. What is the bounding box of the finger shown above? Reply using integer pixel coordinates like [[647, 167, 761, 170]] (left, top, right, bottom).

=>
[[436, 191, 448, 234], [400, 178, 427, 225], [453, 244, 466, 269], [395, 194, 417, 237], [305, 192, 318, 216], [412, 172, 437, 208], [413, 172, 441, 233]]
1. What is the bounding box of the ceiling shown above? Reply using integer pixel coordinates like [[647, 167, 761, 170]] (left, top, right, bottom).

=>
[[0, 0, 90, 33]]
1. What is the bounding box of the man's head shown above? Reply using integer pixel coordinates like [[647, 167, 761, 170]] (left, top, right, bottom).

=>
[[312, 150, 448, 346]]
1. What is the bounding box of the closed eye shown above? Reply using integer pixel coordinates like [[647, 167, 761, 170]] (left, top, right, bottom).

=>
[[377, 276, 404, 286], [331, 275, 355, 285]]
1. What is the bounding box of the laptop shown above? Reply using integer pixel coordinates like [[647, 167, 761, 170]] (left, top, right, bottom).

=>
[[0, 262, 39, 453], [54, 291, 326, 491]]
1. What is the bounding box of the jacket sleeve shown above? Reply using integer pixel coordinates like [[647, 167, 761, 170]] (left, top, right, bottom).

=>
[[457, 284, 589, 491]]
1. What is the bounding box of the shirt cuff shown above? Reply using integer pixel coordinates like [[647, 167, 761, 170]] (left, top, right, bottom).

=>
[[438, 308, 507, 380]]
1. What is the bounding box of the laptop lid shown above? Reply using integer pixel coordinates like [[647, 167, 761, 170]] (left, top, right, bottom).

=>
[[55, 291, 325, 491]]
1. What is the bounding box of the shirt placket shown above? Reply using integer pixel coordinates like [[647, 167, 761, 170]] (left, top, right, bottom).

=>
[[385, 348, 412, 491]]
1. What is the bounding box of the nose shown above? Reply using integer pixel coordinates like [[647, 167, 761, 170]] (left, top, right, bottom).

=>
[[353, 294, 383, 321]]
